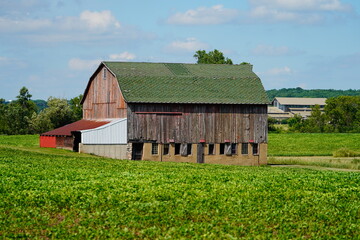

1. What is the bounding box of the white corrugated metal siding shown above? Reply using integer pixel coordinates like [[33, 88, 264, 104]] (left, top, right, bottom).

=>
[[81, 118, 127, 144]]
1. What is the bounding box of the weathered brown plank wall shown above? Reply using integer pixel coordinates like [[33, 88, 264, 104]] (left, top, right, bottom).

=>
[[128, 103, 267, 144], [83, 67, 127, 119]]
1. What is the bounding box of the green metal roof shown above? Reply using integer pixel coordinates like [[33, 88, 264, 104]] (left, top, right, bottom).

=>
[[103, 62, 270, 105]]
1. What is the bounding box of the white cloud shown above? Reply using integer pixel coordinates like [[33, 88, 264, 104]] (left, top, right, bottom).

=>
[[56, 10, 121, 32], [0, 17, 52, 32], [249, 0, 351, 11], [164, 38, 209, 53], [248, 0, 352, 23], [109, 52, 136, 61], [69, 52, 136, 71], [164, 1, 352, 26], [0, 10, 153, 43], [249, 6, 323, 23], [68, 58, 101, 71], [79, 10, 121, 30], [0, 10, 119, 33], [167, 5, 238, 25], [266, 66, 293, 75], [0, 56, 27, 68]]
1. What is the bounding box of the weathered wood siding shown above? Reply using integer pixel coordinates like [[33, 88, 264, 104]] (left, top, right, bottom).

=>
[[83, 66, 127, 119], [128, 103, 267, 144]]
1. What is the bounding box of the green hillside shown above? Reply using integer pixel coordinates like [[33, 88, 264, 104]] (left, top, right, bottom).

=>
[[267, 87, 360, 100]]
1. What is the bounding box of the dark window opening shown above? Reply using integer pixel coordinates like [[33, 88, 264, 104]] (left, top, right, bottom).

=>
[[187, 144, 192, 155], [242, 143, 248, 155], [253, 143, 259, 155], [208, 144, 215, 155], [163, 144, 169, 155], [175, 143, 181, 155], [151, 143, 158, 155], [220, 143, 225, 155], [231, 143, 237, 155]]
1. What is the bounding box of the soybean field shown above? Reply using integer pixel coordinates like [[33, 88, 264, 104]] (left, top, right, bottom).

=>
[[0, 135, 359, 239]]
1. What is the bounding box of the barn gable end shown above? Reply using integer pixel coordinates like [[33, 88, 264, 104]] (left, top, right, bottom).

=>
[[81, 64, 127, 120]]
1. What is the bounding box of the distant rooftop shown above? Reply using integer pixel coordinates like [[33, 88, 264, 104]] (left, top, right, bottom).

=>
[[273, 97, 327, 106]]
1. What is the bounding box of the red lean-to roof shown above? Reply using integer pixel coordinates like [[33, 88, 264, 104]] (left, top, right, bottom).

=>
[[40, 119, 111, 136]]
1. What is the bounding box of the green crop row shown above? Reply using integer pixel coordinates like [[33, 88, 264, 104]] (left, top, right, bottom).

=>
[[268, 133, 360, 156], [1, 138, 359, 239]]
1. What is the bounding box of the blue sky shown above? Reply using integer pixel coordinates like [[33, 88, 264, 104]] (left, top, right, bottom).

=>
[[0, 0, 359, 100]]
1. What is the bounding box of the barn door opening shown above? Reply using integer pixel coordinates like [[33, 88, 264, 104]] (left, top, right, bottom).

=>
[[197, 143, 204, 163], [72, 131, 81, 152], [132, 143, 143, 160]]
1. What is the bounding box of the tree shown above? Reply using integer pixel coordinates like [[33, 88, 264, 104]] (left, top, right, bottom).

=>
[[30, 97, 74, 134], [268, 117, 280, 132], [0, 98, 8, 134], [302, 105, 326, 133], [2, 87, 38, 134], [17, 87, 37, 112], [69, 94, 83, 121], [33, 99, 48, 112], [325, 96, 360, 132], [288, 114, 303, 132], [285, 96, 360, 133], [29, 112, 53, 134], [266, 88, 360, 100], [194, 49, 233, 64]]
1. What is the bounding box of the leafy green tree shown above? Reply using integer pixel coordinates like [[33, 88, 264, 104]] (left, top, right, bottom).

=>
[[0, 98, 9, 134], [16, 87, 37, 112], [29, 112, 53, 134], [302, 105, 326, 133], [268, 117, 279, 132], [30, 97, 74, 134], [33, 99, 48, 112], [286, 96, 360, 133], [29, 94, 84, 134], [2, 87, 38, 134], [288, 114, 304, 132], [194, 49, 233, 64], [325, 96, 360, 132], [69, 94, 83, 121]]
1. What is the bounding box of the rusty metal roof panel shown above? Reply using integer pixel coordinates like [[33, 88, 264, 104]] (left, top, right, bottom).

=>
[[40, 119, 111, 136]]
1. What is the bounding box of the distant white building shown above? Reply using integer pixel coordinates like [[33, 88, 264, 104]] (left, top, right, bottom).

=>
[[270, 97, 327, 119]]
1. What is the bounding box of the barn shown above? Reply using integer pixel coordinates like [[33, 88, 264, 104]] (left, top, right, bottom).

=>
[[41, 61, 269, 165], [77, 61, 270, 165], [40, 119, 110, 150]]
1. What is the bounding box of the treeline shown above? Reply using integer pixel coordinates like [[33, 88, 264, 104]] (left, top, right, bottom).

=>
[[269, 96, 360, 133], [0, 87, 82, 135], [267, 87, 360, 100]]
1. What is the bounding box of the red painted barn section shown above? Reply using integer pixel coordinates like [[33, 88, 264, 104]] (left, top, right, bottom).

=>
[[40, 136, 56, 148], [40, 119, 110, 150]]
